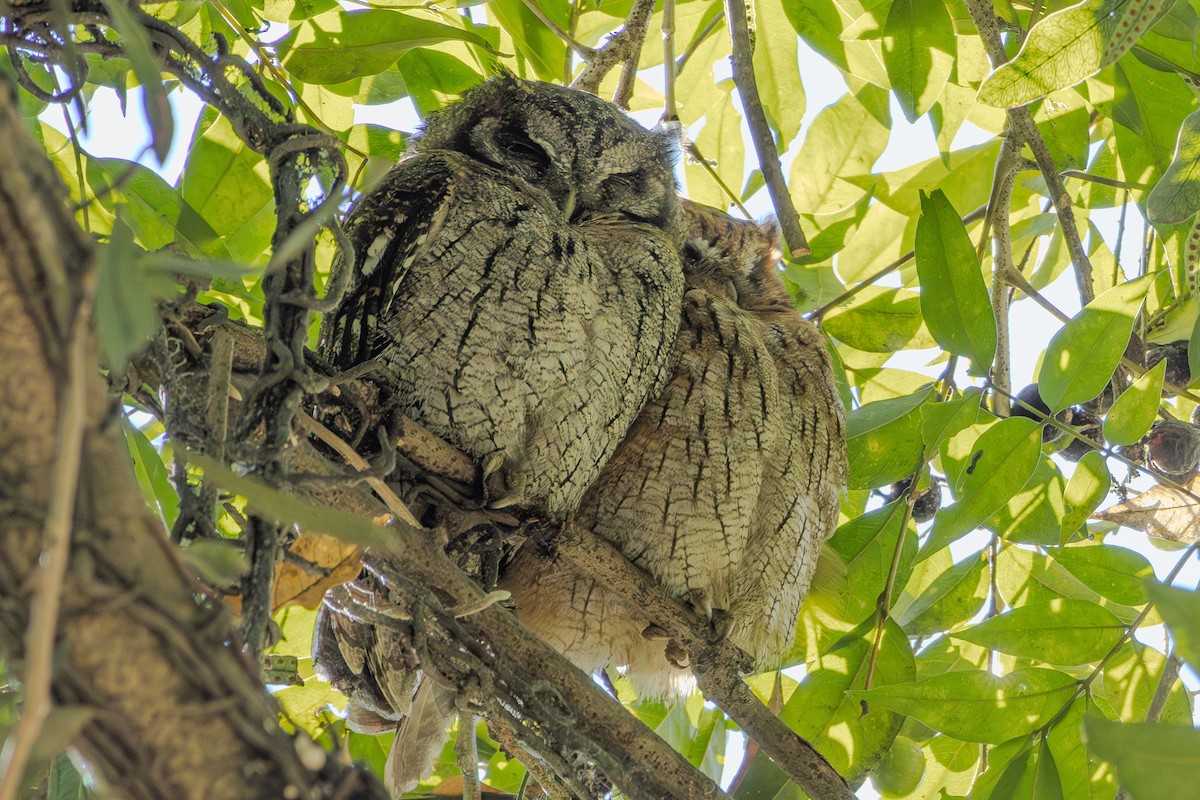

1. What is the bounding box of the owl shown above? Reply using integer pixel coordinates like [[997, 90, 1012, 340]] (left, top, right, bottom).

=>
[[314, 77, 686, 792], [500, 201, 847, 697], [319, 75, 685, 512]]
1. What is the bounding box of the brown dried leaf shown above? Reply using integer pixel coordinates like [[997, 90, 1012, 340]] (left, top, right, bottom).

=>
[[1092, 474, 1200, 542], [275, 533, 364, 609]]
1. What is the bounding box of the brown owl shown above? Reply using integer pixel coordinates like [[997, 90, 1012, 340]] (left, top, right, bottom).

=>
[[501, 201, 846, 697], [314, 77, 686, 792]]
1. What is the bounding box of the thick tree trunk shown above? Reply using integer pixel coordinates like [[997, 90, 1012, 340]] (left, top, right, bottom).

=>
[[0, 76, 381, 800]]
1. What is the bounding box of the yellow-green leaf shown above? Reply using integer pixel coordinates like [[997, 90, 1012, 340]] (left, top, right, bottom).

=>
[[1084, 717, 1200, 799], [850, 668, 1079, 743], [979, 0, 1176, 108], [915, 190, 997, 374], [277, 9, 493, 85], [1147, 109, 1200, 224], [1104, 359, 1167, 445], [883, 0, 955, 122], [1038, 273, 1158, 412], [952, 598, 1125, 665], [1060, 450, 1111, 543]]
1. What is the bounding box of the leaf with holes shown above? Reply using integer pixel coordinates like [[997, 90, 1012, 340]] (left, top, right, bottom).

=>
[[979, 0, 1176, 107], [1148, 110, 1200, 224]]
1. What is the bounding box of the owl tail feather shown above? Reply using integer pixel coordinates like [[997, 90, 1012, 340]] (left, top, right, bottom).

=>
[[384, 678, 457, 795]]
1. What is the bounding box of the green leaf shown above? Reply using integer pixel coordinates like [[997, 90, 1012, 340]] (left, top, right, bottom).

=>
[[488, 0, 566, 82], [1104, 358, 1167, 445], [845, 388, 934, 489], [914, 190, 997, 373], [897, 551, 989, 635], [1052, 544, 1154, 606], [88, 158, 231, 261], [990, 736, 1066, 800], [952, 598, 1125, 665], [1084, 716, 1200, 799], [1146, 581, 1200, 668], [179, 110, 275, 265], [882, 0, 955, 123], [782, 618, 916, 777], [122, 418, 179, 529], [789, 92, 889, 215], [827, 501, 917, 622], [1147, 109, 1200, 224], [100, 0, 173, 162], [277, 9, 493, 85], [95, 215, 175, 371], [926, 417, 1043, 553], [920, 389, 985, 458], [754, 0, 805, 145], [48, 754, 85, 800], [1038, 273, 1158, 412], [850, 668, 1079, 744], [825, 286, 937, 352], [1060, 450, 1111, 543], [979, 0, 1176, 108], [985, 457, 1067, 547]]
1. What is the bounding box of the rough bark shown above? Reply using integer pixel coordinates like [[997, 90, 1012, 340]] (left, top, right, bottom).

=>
[[0, 77, 382, 800]]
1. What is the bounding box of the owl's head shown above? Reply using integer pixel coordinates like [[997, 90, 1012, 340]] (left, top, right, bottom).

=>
[[417, 77, 682, 233], [680, 200, 790, 311]]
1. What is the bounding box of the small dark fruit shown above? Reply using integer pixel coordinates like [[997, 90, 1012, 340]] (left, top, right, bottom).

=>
[[1083, 382, 1116, 416], [1012, 384, 1071, 442], [1060, 408, 1104, 462], [1146, 342, 1191, 388], [911, 482, 942, 523], [1146, 418, 1200, 480]]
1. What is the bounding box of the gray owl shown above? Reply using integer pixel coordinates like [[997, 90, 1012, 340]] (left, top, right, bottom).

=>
[[314, 77, 686, 793], [319, 76, 685, 513], [501, 201, 847, 697]]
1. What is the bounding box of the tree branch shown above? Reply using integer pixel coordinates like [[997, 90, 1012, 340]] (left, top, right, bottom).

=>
[[963, 0, 1095, 306], [724, 0, 810, 256], [571, 0, 656, 106], [0, 74, 384, 800]]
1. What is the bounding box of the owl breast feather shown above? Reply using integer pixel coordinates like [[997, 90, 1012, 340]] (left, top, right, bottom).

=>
[[321, 151, 685, 514]]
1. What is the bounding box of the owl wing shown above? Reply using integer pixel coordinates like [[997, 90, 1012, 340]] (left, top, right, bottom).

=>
[[320, 153, 462, 370], [730, 318, 847, 667]]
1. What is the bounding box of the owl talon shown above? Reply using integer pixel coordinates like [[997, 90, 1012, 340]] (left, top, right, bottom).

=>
[[682, 589, 715, 623], [641, 623, 671, 641], [707, 608, 733, 642], [665, 640, 690, 669], [486, 465, 526, 510]]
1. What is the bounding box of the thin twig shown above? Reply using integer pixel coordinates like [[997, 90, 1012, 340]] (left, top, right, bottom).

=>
[[0, 306, 90, 800], [989, 135, 1021, 416], [662, 0, 677, 121], [863, 494, 916, 694], [675, 12, 724, 74], [1001, 267, 1200, 404], [962, 0, 1095, 306], [724, 0, 809, 255]]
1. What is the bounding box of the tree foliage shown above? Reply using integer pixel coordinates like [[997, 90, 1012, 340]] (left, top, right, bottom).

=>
[[2, 0, 1200, 799]]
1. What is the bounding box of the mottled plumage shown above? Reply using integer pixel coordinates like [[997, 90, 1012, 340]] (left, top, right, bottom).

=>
[[501, 201, 847, 696], [314, 78, 686, 792]]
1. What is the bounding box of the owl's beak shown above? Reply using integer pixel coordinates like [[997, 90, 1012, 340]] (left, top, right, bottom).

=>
[[560, 187, 577, 220]]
